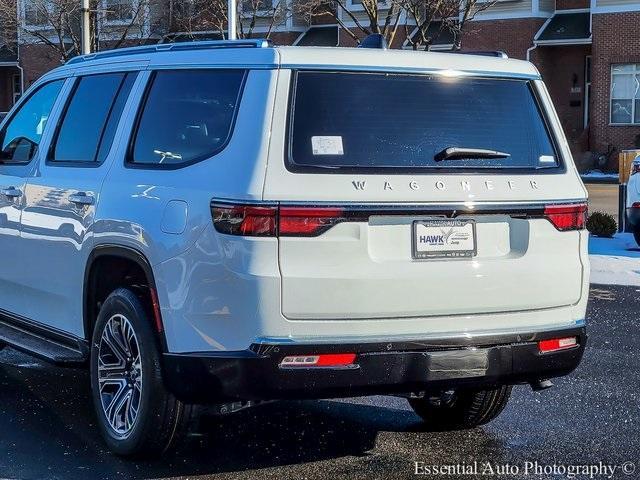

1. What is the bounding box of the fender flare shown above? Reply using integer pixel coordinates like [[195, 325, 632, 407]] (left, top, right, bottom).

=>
[[83, 244, 164, 346]]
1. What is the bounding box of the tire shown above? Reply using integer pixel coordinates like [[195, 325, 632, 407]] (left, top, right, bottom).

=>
[[634, 228, 640, 247], [408, 385, 512, 431], [90, 287, 195, 457]]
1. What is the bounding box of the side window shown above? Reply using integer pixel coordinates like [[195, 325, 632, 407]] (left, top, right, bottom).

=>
[[129, 69, 245, 167], [0, 80, 64, 165], [51, 72, 136, 164]]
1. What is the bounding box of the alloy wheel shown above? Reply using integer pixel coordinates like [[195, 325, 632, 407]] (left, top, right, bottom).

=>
[[97, 314, 143, 438]]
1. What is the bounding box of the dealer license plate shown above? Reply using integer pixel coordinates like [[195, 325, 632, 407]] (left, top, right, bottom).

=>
[[412, 219, 477, 259]]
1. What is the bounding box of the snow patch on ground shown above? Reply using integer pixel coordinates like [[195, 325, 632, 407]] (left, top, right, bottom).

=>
[[589, 233, 640, 286]]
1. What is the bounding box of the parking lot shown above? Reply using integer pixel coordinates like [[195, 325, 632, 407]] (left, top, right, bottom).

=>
[[586, 183, 619, 219], [0, 284, 637, 480]]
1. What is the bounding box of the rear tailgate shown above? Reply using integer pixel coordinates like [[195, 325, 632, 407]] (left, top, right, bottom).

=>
[[264, 69, 588, 321], [276, 205, 584, 319]]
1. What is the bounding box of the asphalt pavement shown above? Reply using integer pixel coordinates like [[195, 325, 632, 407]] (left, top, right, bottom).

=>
[[1, 284, 639, 480]]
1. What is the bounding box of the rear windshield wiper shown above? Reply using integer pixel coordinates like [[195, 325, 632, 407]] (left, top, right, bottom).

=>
[[435, 147, 511, 162]]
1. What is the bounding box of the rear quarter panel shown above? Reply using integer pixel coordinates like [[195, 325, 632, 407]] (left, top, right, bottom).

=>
[[95, 69, 278, 352]]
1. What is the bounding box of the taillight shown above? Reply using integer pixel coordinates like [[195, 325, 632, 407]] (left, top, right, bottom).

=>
[[279, 207, 345, 236], [539, 336, 578, 353], [211, 204, 277, 236], [212, 202, 589, 236], [212, 204, 347, 237], [543, 203, 587, 231]]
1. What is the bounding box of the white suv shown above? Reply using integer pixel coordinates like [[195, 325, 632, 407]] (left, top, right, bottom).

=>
[[0, 39, 589, 457]]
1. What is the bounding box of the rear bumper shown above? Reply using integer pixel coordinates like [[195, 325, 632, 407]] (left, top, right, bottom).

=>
[[162, 326, 586, 404]]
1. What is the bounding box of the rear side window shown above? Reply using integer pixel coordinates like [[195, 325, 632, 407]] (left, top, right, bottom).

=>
[[129, 69, 246, 167], [288, 71, 559, 173], [51, 72, 136, 164]]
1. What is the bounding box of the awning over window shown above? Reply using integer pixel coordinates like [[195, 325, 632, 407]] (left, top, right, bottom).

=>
[[295, 26, 339, 47], [536, 12, 591, 44]]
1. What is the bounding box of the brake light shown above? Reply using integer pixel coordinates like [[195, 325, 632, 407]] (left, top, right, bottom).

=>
[[212, 202, 589, 236], [211, 204, 277, 236], [212, 204, 347, 237], [279, 207, 345, 236], [543, 203, 587, 231], [539, 336, 578, 353], [279, 353, 357, 368]]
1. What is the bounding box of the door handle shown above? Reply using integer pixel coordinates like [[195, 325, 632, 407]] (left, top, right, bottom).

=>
[[0, 186, 22, 198], [69, 192, 95, 206]]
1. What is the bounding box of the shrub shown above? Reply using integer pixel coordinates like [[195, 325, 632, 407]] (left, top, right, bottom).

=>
[[586, 211, 617, 238]]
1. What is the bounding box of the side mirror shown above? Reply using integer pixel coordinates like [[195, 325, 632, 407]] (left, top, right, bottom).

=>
[[0, 136, 37, 163]]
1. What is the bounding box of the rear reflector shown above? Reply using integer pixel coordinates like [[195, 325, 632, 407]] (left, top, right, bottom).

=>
[[280, 353, 356, 368], [538, 336, 578, 353], [543, 203, 587, 231]]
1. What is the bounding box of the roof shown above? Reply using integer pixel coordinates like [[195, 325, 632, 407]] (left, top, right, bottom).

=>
[[295, 26, 339, 47], [536, 12, 591, 44], [55, 40, 540, 81]]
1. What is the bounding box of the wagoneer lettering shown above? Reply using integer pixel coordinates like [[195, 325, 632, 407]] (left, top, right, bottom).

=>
[[0, 38, 588, 457], [352, 178, 545, 192]]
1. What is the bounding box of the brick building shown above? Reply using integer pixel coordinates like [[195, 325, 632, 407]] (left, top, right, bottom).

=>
[[2, 0, 639, 167]]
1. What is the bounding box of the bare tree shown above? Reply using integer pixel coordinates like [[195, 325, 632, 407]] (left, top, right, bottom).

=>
[[168, 0, 291, 40], [450, 0, 497, 50], [96, 0, 163, 51], [0, 0, 163, 64], [295, 0, 404, 47], [239, 0, 291, 39], [401, 0, 458, 50], [295, 0, 497, 49]]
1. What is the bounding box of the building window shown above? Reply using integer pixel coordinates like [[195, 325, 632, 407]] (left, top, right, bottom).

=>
[[103, 0, 136, 24], [611, 64, 640, 125], [241, 0, 274, 14], [346, 0, 388, 9], [173, 0, 195, 18], [24, 1, 51, 28]]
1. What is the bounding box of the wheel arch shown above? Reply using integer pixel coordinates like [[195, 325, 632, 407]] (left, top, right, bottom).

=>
[[84, 244, 166, 349]]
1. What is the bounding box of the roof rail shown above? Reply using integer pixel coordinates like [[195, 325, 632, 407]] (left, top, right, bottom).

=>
[[66, 39, 273, 65], [453, 50, 509, 59]]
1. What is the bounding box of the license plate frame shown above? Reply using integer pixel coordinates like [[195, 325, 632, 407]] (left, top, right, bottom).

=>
[[412, 219, 477, 260]]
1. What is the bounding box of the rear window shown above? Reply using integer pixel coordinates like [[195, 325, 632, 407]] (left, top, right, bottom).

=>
[[288, 71, 559, 173]]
